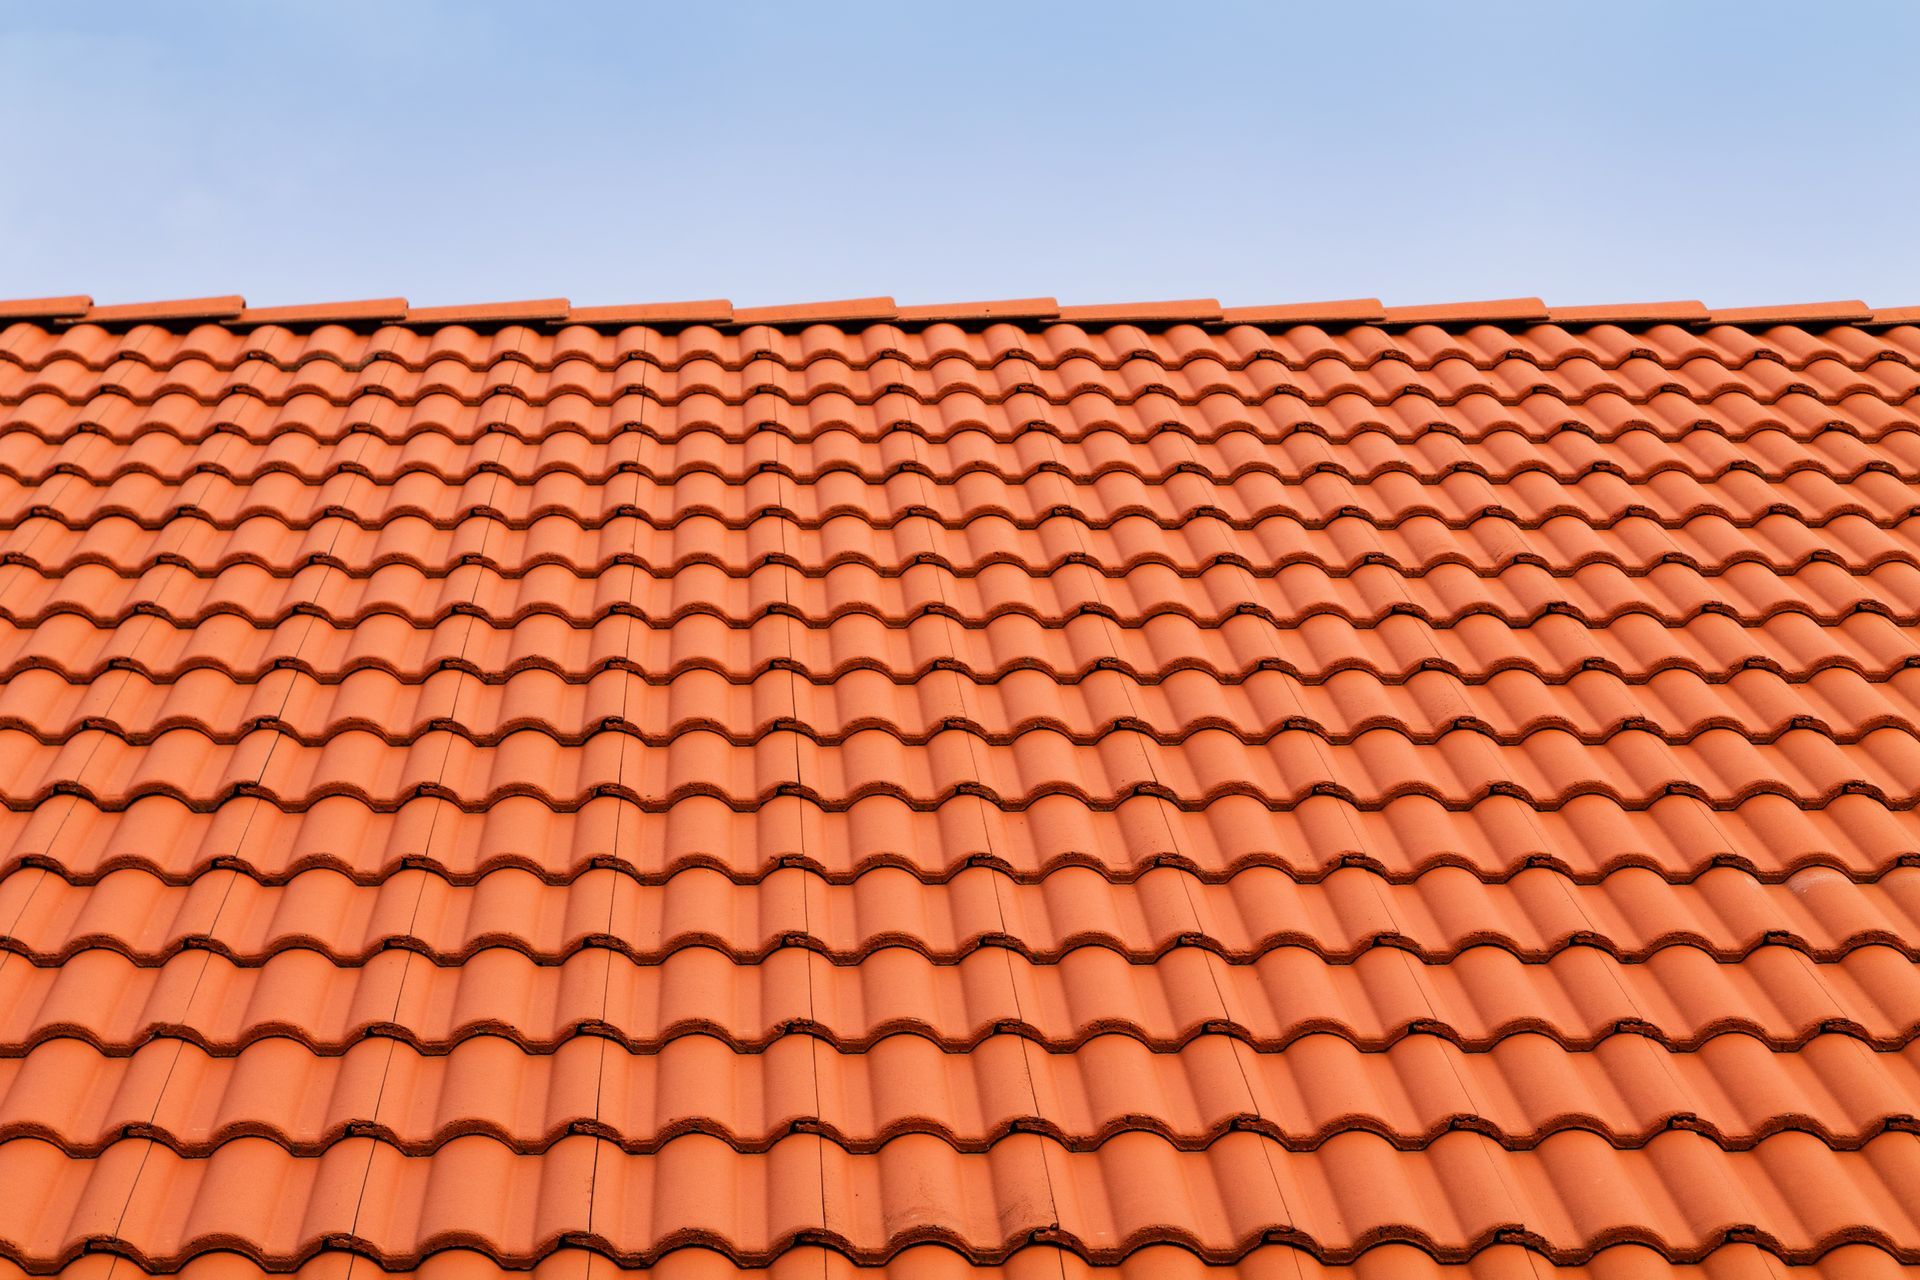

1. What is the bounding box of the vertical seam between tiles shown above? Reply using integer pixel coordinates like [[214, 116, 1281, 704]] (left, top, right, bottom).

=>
[[899, 375, 1067, 1272], [760, 340, 832, 1269], [1020, 357, 1302, 1274], [584, 330, 651, 1277], [96, 366, 381, 1280], [335, 343, 517, 1280]]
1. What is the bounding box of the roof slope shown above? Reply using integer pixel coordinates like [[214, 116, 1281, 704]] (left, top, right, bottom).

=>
[[1, 296, 1919, 1277]]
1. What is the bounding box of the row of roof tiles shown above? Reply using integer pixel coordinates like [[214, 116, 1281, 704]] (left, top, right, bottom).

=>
[[9, 423, 1920, 484], [5, 861, 1915, 964], [0, 609, 1907, 689], [10, 356, 1920, 407], [4, 295, 1918, 331], [6, 1028, 1914, 1154], [13, 664, 1920, 750], [4, 941, 1917, 1052], [0, 1245, 1910, 1280]]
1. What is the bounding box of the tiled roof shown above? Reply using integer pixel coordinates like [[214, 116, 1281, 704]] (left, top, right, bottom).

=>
[[1, 294, 1919, 1277]]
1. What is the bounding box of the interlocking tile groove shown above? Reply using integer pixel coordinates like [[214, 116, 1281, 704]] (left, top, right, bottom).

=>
[[14, 663, 1920, 749], [3, 303, 1920, 1276], [14, 510, 1920, 579], [2, 1245, 1918, 1280], [3, 942, 1916, 1054], [5, 790, 1915, 886], [4, 1244, 1919, 1279], [3, 1130, 1920, 1267], [8, 862, 1919, 964], [5, 315, 1918, 372], [5, 1032, 1915, 1156], [2, 610, 1913, 689]]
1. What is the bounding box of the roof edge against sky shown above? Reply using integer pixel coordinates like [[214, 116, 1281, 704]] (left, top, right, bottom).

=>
[[3, 294, 1916, 334]]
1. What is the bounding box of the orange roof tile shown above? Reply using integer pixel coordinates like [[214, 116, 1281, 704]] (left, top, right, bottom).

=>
[[564, 300, 734, 325], [0, 293, 1918, 1280], [228, 296, 411, 325], [403, 297, 572, 324], [733, 296, 898, 325], [1706, 299, 1875, 326], [895, 297, 1061, 322], [1219, 298, 1385, 325], [1382, 296, 1550, 324], [1055, 297, 1223, 322], [76, 294, 245, 323], [0, 295, 92, 320], [1545, 300, 1710, 324]]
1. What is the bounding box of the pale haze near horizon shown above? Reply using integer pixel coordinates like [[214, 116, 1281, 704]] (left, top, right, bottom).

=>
[[3, 1, 1915, 312]]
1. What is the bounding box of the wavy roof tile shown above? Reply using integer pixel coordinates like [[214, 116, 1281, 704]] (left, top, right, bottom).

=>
[[1, 295, 1919, 1278]]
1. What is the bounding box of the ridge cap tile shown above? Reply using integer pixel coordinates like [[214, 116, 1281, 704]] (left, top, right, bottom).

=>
[[895, 297, 1061, 322], [565, 300, 735, 325], [0, 294, 94, 319], [1055, 298, 1223, 322], [1219, 299, 1386, 325], [1704, 300, 1874, 325], [733, 296, 898, 325], [228, 298, 412, 326], [404, 297, 572, 324], [76, 294, 247, 323], [1546, 301, 1711, 324], [1383, 297, 1551, 324]]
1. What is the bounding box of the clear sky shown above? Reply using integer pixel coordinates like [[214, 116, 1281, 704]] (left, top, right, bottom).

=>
[[4, 2, 1916, 312]]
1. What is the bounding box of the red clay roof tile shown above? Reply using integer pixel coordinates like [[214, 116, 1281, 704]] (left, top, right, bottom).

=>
[[404, 297, 573, 324], [1055, 298, 1223, 322], [0, 294, 1917, 1280], [564, 300, 734, 325], [1545, 300, 1710, 324], [1705, 299, 1875, 325], [895, 297, 1061, 322], [1383, 297, 1551, 324], [0, 294, 93, 319], [1218, 299, 1386, 325], [77, 294, 245, 322], [733, 296, 898, 325], [227, 297, 411, 325]]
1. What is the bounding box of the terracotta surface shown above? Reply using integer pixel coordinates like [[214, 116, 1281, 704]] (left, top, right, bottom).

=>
[[2, 296, 1919, 1277]]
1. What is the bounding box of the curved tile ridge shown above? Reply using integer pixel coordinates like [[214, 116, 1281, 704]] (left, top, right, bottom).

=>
[[3, 370, 1920, 426], [3, 941, 1915, 1054], [5, 721, 1920, 813], [3, 610, 1911, 690], [1, 1130, 1917, 1268], [6, 862, 1917, 966], [7, 338, 1920, 409], [9, 318, 1920, 380], [8, 465, 1920, 534], [13, 508, 1920, 581], [7, 421, 1920, 491], [4, 1031, 1914, 1157], [4, 791, 1912, 886], [6, 558, 1920, 631], [9, 664, 1920, 751], [0, 1242, 1912, 1280], [4, 398, 1915, 455]]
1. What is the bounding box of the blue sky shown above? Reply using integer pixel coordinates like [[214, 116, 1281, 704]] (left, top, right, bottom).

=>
[[4, 2, 1916, 311]]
